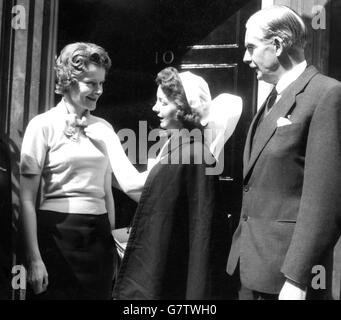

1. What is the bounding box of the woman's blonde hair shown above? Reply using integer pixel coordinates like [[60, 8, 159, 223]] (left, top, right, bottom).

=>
[[55, 42, 111, 95]]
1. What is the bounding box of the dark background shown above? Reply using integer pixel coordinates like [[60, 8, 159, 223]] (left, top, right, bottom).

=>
[[57, 0, 252, 228], [57, 0, 251, 131]]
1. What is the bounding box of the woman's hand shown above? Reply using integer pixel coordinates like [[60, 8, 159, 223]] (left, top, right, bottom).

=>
[[20, 174, 49, 295], [84, 121, 114, 146], [85, 119, 146, 200], [27, 259, 49, 294]]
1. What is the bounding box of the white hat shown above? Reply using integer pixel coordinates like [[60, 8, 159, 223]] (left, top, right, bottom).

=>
[[206, 93, 243, 160], [179, 71, 211, 126], [179, 71, 243, 160]]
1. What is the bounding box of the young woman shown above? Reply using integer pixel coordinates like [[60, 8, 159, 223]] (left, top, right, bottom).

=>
[[20, 42, 145, 299], [91, 67, 242, 300]]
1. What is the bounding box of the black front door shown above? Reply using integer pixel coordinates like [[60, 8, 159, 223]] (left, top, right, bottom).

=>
[[57, 0, 260, 236]]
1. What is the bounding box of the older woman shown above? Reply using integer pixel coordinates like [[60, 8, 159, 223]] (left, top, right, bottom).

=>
[[102, 67, 241, 299], [20, 42, 145, 300]]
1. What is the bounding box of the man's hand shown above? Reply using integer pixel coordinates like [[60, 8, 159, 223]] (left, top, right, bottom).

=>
[[279, 279, 307, 300]]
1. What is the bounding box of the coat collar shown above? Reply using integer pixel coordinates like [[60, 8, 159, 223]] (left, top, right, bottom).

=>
[[243, 65, 319, 179], [158, 129, 203, 161]]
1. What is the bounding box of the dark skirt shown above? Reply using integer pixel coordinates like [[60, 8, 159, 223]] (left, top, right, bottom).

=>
[[27, 210, 115, 300]]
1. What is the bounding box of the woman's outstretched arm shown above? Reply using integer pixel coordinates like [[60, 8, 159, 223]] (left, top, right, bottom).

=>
[[85, 121, 148, 202]]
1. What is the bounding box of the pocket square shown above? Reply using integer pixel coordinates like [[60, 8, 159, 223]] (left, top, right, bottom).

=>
[[277, 117, 292, 127]]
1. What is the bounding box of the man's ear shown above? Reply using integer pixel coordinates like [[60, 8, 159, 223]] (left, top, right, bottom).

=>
[[273, 37, 284, 56]]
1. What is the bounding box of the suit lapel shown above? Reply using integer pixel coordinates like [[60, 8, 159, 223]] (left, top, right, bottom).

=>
[[245, 92, 296, 177], [243, 99, 267, 174], [243, 65, 319, 180]]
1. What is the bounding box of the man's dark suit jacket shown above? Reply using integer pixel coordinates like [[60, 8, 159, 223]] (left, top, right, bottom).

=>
[[227, 66, 341, 294], [114, 133, 231, 300]]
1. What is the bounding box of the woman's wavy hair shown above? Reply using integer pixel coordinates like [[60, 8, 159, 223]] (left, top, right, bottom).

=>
[[155, 67, 202, 130], [55, 42, 112, 95]]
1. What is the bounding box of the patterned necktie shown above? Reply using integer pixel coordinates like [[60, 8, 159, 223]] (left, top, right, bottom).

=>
[[264, 87, 278, 116], [252, 87, 278, 148]]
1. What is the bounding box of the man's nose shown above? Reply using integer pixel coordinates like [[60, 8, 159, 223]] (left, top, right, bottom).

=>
[[243, 50, 251, 64]]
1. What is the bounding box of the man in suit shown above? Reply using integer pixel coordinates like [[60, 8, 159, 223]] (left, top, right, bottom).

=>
[[227, 5, 341, 299]]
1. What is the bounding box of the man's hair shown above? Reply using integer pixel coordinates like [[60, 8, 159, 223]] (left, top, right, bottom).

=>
[[155, 67, 202, 129], [55, 42, 112, 95], [246, 5, 307, 51]]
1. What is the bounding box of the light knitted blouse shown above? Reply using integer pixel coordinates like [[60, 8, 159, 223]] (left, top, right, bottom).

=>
[[20, 99, 111, 214]]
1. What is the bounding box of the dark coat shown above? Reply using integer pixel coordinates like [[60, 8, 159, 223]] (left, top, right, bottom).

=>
[[114, 133, 230, 300], [227, 66, 341, 294]]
